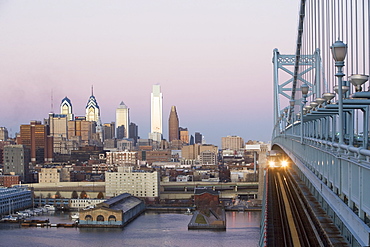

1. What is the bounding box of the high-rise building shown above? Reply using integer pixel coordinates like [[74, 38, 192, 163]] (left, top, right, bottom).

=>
[[195, 132, 202, 144], [47, 113, 68, 138], [3, 145, 31, 182], [85, 86, 103, 141], [60, 97, 74, 121], [189, 135, 195, 145], [18, 121, 53, 164], [168, 106, 179, 142], [103, 122, 115, 140], [221, 136, 245, 150], [150, 84, 162, 142], [116, 102, 130, 139], [68, 119, 95, 146], [0, 127, 8, 141], [179, 127, 189, 144], [129, 122, 139, 146]]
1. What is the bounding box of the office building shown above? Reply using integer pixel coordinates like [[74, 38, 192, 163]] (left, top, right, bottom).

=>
[[221, 136, 245, 150], [3, 145, 30, 182], [103, 122, 115, 140], [129, 123, 138, 146], [85, 87, 103, 141], [47, 113, 68, 138], [150, 84, 162, 142], [116, 102, 130, 139], [168, 106, 179, 142], [18, 121, 53, 164], [179, 127, 189, 144], [195, 132, 202, 144], [60, 96, 74, 121], [0, 127, 9, 141]]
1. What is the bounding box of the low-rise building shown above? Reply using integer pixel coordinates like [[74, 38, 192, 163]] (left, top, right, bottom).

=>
[[78, 193, 145, 228], [0, 186, 32, 215]]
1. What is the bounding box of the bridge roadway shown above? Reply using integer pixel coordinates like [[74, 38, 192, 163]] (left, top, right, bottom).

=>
[[262, 167, 348, 247]]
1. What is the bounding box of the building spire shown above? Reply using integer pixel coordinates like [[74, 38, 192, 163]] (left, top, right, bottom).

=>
[[91, 85, 94, 96]]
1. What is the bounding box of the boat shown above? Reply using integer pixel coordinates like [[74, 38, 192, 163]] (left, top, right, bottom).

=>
[[44, 205, 56, 211], [184, 208, 193, 215], [70, 213, 79, 220]]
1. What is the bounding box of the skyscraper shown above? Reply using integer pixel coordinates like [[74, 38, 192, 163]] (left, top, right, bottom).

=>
[[60, 97, 74, 121], [18, 121, 53, 164], [116, 101, 130, 139], [168, 106, 179, 142], [150, 84, 162, 142], [195, 132, 202, 144], [129, 122, 139, 146], [85, 87, 100, 122], [85, 86, 103, 141]]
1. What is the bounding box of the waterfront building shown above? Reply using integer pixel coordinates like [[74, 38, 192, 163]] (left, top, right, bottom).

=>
[[221, 136, 245, 150], [0, 186, 32, 215], [194, 132, 202, 144], [69, 198, 105, 209], [150, 85, 162, 142], [105, 167, 160, 198], [168, 106, 179, 142], [18, 121, 53, 164], [0, 127, 9, 141], [78, 193, 145, 228], [60, 96, 74, 121], [116, 102, 130, 139]]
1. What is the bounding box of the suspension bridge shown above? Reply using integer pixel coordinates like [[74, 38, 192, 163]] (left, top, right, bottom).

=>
[[261, 1, 370, 246]]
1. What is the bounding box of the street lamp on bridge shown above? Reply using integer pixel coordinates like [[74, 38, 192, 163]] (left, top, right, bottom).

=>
[[300, 83, 309, 143], [331, 40, 348, 145]]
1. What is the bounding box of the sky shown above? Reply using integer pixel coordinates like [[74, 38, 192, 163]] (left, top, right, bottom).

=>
[[0, 0, 299, 146]]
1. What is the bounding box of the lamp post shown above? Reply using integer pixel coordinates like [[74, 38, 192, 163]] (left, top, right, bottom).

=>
[[300, 83, 309, 143], [331, 40, 347, 145]]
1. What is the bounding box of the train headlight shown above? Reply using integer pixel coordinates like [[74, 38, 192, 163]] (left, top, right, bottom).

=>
[[269, 161, 275, 167], [281, 161, 288, 167]]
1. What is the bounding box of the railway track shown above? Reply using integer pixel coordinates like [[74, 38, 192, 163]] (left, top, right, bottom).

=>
[[266, 168, 327, 247]]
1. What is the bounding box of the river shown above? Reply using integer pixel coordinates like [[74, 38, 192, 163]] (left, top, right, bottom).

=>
[[0, 211, 261, 247]]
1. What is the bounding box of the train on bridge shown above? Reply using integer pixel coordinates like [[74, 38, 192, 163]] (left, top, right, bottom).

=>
[[267, 150, 289, 168]]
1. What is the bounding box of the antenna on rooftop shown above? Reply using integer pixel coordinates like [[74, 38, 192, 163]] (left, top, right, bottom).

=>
[[50, 89, 54, 113]]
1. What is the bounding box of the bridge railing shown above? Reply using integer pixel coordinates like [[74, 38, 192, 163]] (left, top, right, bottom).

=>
[[272, 129, 370, 246]]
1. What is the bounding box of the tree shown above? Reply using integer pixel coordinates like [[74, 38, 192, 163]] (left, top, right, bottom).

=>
[[97, 192, 104, 199], [80, 191, 88, 199], [71, 191, 78, 199], [55, 191, 61, 199]]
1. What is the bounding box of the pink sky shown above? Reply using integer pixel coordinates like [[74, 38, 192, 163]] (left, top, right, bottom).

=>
[[0, 0, 299, 145]]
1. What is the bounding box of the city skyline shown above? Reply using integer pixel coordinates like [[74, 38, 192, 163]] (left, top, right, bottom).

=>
[[0, 1, 300, 145]]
